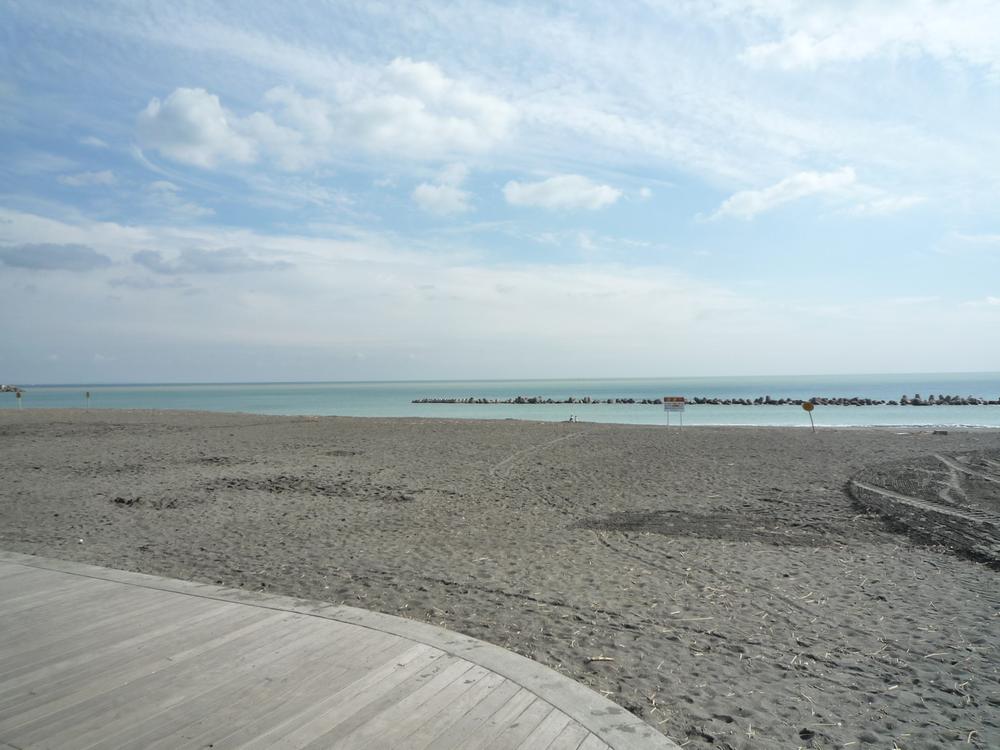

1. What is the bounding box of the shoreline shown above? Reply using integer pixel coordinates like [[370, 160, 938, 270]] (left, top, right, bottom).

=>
[[2, 410, 998, 748], [4, 405, 1000, 430]]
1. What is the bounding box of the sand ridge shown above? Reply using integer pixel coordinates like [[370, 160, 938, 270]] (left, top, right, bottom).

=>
[[1, 410, 998, 749]]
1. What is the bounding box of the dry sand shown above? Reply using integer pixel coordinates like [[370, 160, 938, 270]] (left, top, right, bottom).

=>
[[1, 409, 998, 749]]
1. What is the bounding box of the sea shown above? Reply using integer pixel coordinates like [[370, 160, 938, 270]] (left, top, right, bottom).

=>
[[3, 373, 1000, 427]]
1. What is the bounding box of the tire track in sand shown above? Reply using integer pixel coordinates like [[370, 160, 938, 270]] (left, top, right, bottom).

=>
[[489, 430, 588, 480]]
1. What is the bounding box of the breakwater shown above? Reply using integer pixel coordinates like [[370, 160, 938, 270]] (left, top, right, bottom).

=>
[[413, 393, 1000, 406]]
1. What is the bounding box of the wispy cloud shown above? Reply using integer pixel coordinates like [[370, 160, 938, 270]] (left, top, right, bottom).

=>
[[710, 167, 925, 220], [964, 295, 1000, 307], [133, 247, 292, 275], [143, 181, 214, 220], [504, 175, 621, 211], [0, 243, 112, 271], [57, 170, 116, 187], [79, 135, 109, 149], [951, 232, 1000, 246], [711, 167, 856, 220], [733, 0, 1000, 75], [848, 193, 926, 217]]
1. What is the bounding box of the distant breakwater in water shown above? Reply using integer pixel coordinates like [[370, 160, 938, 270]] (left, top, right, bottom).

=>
[[413, 393, 1000, 406]]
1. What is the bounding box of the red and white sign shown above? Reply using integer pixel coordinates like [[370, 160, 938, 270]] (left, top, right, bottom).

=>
[[663, 396, 685, 412]]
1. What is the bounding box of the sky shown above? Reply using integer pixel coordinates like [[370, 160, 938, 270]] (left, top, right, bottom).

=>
[[1, 0, 999, 383]]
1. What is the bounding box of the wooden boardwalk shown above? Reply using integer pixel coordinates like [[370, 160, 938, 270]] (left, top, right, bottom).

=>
[[0, 552, 676, 750]]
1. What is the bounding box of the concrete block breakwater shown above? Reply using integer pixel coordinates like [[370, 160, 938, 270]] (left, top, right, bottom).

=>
[[413, 393, 1000, 406]]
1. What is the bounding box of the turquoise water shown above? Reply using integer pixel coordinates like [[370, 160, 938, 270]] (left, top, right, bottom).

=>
[[3, 373, 1000, 427]]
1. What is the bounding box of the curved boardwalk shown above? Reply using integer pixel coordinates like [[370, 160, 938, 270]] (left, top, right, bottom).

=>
[[0, 552, 676, 750]]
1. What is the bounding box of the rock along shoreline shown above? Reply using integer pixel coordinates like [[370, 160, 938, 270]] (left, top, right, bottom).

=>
[[413, 393, 1000, 406]]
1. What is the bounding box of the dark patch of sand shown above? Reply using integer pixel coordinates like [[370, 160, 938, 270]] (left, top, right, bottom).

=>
[[1, 409, 998, 748]]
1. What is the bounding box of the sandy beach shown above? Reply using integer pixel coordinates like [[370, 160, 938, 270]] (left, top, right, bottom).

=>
[[1, 409, 998, 749]]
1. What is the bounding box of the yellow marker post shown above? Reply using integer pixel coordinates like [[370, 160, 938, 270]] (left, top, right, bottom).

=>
[[802, 401, 815, 432]]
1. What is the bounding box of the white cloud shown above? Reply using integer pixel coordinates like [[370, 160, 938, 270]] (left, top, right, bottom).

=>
[[57, 170, 116, 187], [79, 136, 109, 149], [138, 86, 336, 173], [144, 181, 214, 220], [136, 59, 516, 172], [5, 205, 1000, 379], [348, 58, 517, 157], [952, 232, 1000, 246], [965, 296, 1000, 307], [735, 0, 1000, 75], [412, 183, 471, 216], [133, 247, 291, 275], [137, 87, 257, 168], [848, 194, 926, 217], [0, 207, 745, 362], [0, 243, 112, 272], [711, 167, 856, 220], [23, 2, 1000, 210], [412, 163, 472, 216], [504, 175, 622, 211]]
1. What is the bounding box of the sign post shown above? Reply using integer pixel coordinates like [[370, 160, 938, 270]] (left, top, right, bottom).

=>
[[85, 391, 90, 409], [16, 391, 21, 409], [802, 401, 815, 433], [663, 396, 685, 428]]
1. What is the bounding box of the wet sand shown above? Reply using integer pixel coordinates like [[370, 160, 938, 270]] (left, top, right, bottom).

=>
[[1, 410, 998, 748]]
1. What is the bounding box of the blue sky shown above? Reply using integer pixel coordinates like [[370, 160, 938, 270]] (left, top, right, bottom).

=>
[[1, 1, 999, 383]]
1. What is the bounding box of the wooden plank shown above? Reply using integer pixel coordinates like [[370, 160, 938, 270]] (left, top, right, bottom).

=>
[[363, 664, 498, 749], [272, 653, 464, 750], [0, 566, 103, 598], [4, 610, 307, 746], [0, 565, 56, 591], [0, 600, 234, 702], [33, 615, 338, 750], [455, 688, 538, 749], [578, 734, 612, 750], [0, 570, 119, 616], [420, 678, 521, 749], [222, 643, 441, 750], [0, 581, 172, 647], [0, 576, 112, 616], [398, 671, 510, 750], [113, 625, 399, 750], [0, 599, 245, 700], [546, 723, 590, 750], [0, 564, 37, 580], [484, 698, 553, 749], [311, 658, 478, 749], [518, 709, 573, 749], [0, 592, 206, 669], [173, 633, 416, 750], [0, 607, 282, 728]]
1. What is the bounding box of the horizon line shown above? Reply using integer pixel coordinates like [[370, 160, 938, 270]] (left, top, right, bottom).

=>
[[7, 370, 1000, 389]]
